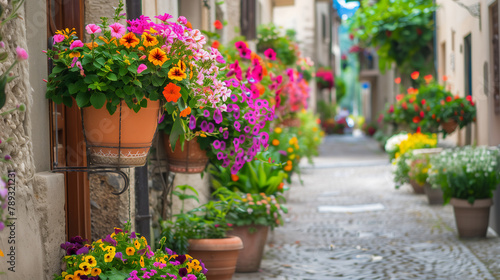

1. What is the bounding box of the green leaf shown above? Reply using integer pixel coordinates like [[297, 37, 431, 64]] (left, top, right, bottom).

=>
[[106, 102, 117, 115], [169, 117, 185, 150], [51, 66, 66, 74], [165, 102, 175, 114], [124, 85, 135, 96], [75, 92, 90, 107], [133, 79, 142, 87], [140, 98, 148, 108], [68, 83, 79, 94], [90, 92, 106, 109], [62, 96, 73, 107], [119, 67, 128, 76], [107, 73, 118, 81], [152, 75, 165, 87], [0, 52, 8, 62], [115, 89, 125, 98], [180, 86, 189, 104]]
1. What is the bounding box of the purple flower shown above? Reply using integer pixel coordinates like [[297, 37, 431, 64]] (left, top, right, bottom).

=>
[[158, 114, 165, 124], [189, 115, 196, 130], [213, 109, 222, 124], [203, 110, 210, 118], [217, 152, 225, 160], [223, 131, 229, 139], [234, 121, 241, 132], [213, 140, 221, 150], [238, 135, 246, 142], [219, 127, 224, 133], [176, 255, 187, 264], [221, 160, 230, 168], [201, 121, 209, 131], [233, 111, 240, 119], [279, 150, 287, 156], [243, 126, 251, 133], [170, 260, 181, 266], [260, 132, 269, 143], [76, 246, 89, 255], [4, 154, 11, 160], [220, 141, 226, 150], [130, 232, 137, 239], [252, 127, 260, 135], [206, 122, 214, 133], [103, 234, 117, 246], [115, 252, 127, 262], [70, 236, 85, 244], [230, 94, 238, 102], [179, 267, 188, 277], [248, 117, 256, 125]]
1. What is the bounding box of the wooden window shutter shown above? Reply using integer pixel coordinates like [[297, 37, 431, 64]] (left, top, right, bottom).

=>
[[241, 0, 256, 40]]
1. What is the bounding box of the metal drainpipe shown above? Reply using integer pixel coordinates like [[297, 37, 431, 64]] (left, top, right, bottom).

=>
[[126, 0, 152, 244]]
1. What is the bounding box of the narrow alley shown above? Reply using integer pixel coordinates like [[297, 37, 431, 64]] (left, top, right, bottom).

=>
[[236, 135, 500, 280]]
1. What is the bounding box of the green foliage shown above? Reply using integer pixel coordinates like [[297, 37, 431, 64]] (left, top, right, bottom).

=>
[[257, 23, 298, 66], [393, 152, 412, 188], [408, 153, 431, 185], [350, 0, 436, 74], [158, 185, 233, 255], [428, 147, 500, 204], [213, 188, 288, 229], [335, 77, 346, 102]]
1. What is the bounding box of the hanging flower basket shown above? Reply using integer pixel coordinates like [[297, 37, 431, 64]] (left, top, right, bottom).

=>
[[441, 119, 458, 134], [83, 100, 160, 167], [164, 137, 209, 173]]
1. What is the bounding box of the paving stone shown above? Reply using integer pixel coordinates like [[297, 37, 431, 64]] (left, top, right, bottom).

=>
[[234, 135, 500, 280]]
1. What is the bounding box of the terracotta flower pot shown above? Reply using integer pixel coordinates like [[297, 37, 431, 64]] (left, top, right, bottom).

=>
[[450, 198, 493, 238], [82, 100, 160, 167], [424, 185, 444, 205], [188, 236, 243, 280], [409, 179, 425, 194], [164, 136, 209, 173], [442, 119, 458, 134], [228, 225, 269, 272]]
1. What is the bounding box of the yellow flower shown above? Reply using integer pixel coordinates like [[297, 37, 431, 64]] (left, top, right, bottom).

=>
[[284, 165, 292, 172], [104, 252, 115, 263], [148, 47, 168, 66], [168, 67, 187, 81], [126, 247, 135, 256], [177, 60, 187, 72], [73, 270, 87, 276], [134, 240, 141, 249], [140, 256, 145, 268], [200, 133, 207, 138], [110, 233, 116, 238], [123, 59, 130, 65], [119, 32, 140, 48], [312, 127, 318, 132], [69, 52, 80, 58], [84, 256, 96, 267], [287, 147, 294, 153], [104, 246, 116, 253], [91, 268, 102, 277], [79, 262, 92, 274], [64, 275, 75, 280], [272, 139, 280, 146], [148, 27, 158, 34], [274, 127, 282, 134], [62, 272, 68, 277], [289, 154, 296, 160], [141, 33, 159, 47]]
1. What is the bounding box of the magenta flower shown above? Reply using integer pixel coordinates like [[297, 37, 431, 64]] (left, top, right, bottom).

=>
[[177, 16, 187, 25], [109, 23, 126, 38], [53, 34, 65, 44], [69, 40, 84, 50], [213, 109, 222, 124], [203, 110, 210, 118], [155, 13, 173, 22], [137, 64, 147, 74], [213, 140, 221, 149], [235, 41, 247, 51], [239, 47, 251, 59], [15, 47, 28, 61], [264, 48, 277, 60], [189, 115, 196, 130], [85, 24, 102, 34], [0, 41, 4, 48]]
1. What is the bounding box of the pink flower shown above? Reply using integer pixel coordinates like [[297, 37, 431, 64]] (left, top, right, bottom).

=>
[[155, 13, 173, 22], [53, 34, 65, 44], [109, 23, 126, 38], [137, 64, 147, 74], [177, 16, 187, 25], [16, 47, 28, 61], [69, 40, 83, 50], [85, 24, 102, 35], [0, 41, 4, 48], [264, 48, 276, 60]]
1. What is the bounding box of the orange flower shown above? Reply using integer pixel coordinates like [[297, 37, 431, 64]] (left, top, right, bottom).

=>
[[394, 77, 401, 84], [99, 36, 118, 46], [424, 75, 433, 83], [396, 94, 404, 101], [180, 107, 191, 117], [411, 71, 419, 80], [148, 48, 168, 66], [186, 21, 193, 29], [212, 40, 220, 49], [442, 75, 448, 81], [163, 83, 182, 103], [168, 67, 187, 81], [231, 174, 239, 181], [138, 46, 145, 51], [141, 33, 158, 47], [119, 32, 140, 48], [213, 20, 223, 29], [256, 83, 265, 96], [85, 42, 98, 50]]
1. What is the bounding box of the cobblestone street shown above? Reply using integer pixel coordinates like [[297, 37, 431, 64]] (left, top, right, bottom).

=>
[[234, 135, 500, 280]]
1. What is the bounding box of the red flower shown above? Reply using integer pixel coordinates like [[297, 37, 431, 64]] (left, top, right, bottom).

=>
[[416, 127, 421, 133], [341, 54, 347, 60], [211, 40, 220, 49], [396, 94, 404, 101], [213, 20, 223, 29], [402, 102, 408, 110], [460, 116, 464, 121], [349, 33, 354, 40], [411, 71, 419, 80], [420, 111, 424, 118], [386, 30, 392, 37], [421, 99, 426, 105], [417, 28, 423, 35], [413, 116, 421, 123], [432, 114, 436, 119], [394, 77, 401, 84], [441, 100, 445, 105], [443, 76, 448, 81], [454, 95, 460, 100], [424, 75, 433, 83], [413, 104, 419, 111], [446, 96, 452, 102], [388, 105, 394, 113]]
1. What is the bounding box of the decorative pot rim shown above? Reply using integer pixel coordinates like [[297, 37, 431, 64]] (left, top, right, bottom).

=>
[[450, 198, 493, 208], [188, 235, 243, 251]]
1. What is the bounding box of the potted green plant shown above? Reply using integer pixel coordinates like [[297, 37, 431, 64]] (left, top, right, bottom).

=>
[[409, 151, 443, 204], [54, 221, 207, 280], [158, 185, 243, 280], [212, 187, 287, 272], [428, 146, 500, 238]]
